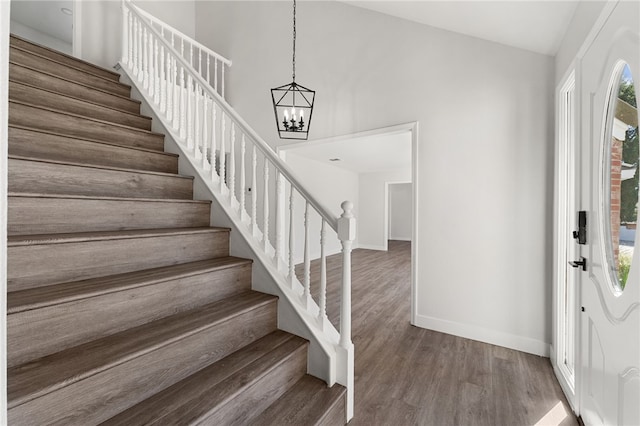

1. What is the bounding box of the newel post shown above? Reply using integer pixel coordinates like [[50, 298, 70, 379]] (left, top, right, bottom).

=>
[[338, 200, 355, 349], [337, 200, 355, 421]]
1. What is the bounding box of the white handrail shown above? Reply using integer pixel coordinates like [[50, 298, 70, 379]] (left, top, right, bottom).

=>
[[120, 1, 354, 420], [131, 4, 231, 67]]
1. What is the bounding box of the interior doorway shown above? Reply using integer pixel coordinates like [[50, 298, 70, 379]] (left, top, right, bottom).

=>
[[9, 0, 78, 57], [278, 122, 419, 322]]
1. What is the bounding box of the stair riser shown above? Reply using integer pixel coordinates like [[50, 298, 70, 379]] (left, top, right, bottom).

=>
[[199, 346, 308, 425], [9, 158, 191, 200], [8, 301, 277, 426], [10, 36, 121, 82], [10, 47, 130, 97], [9, 63, 140, 113], [9, 81, 151, 130], [8, 197, 209, 236], [9, 102, 164, 151], [8, 230, 229, 291], [9, 127, 176, 174], [8, 263, 252, 367]]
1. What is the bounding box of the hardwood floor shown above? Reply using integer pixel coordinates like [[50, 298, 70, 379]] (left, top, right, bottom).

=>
[[301, 240, 578, 425]]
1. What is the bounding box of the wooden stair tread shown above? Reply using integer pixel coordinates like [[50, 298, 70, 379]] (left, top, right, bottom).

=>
[[9, 125, 176, 157], [8, 100, 163, 137], [9, 62, 141, 106], [8, 227, 230, 247], [9, 155, 190, 179], [9, 79, 153, 122], [8, 291, 277, 409], [252, 375, 347, 425], [8, 192, 206, 204], [10, 34, 121, 81], [102, 331, 307, 426], [10, 45, 129, 88], [8, 257, 251, 313]]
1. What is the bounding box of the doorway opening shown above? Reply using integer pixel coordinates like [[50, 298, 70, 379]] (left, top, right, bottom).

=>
[[9, 0, 79, 57], [278, 122, 419, 323]]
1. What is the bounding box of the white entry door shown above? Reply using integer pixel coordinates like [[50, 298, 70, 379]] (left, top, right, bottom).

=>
[[578, 1, 640, 425]]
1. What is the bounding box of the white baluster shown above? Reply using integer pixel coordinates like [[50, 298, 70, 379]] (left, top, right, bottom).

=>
[[303, 201, 311, 308], [148, 32, 154, 97], [122, 3, 129, 65], [214, 60, 218, 95], [198, 50, 202, 79], [251, 145, 257, 236], [318, 220, 327, 329], [136, 20, 142, 79], [211, 103, 218, 181], [202, 93, 208, 169], [160, 43, 166, 114], [153, 39, 160, 103], [179, 65, 186, 139], [229, 123, 236, 202], [338, 201, 356, 349], [240, 134, 246, 215], [143, 27, 148, 88], [207, 56, 211, 85], [275, 171, 283, 269], [263, 160, 270, 252], [219, 114, 226, 191], [187, 74, 193, 150], [288, 187, 295, 288], [194, 85, 201, 158], [221, 65, 225, 99]]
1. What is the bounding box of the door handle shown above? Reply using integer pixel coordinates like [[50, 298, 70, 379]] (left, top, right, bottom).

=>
[[569, 257, 587, 271]]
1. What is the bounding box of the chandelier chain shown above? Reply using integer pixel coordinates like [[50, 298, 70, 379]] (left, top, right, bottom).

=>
[[292, 0, 296, 82]]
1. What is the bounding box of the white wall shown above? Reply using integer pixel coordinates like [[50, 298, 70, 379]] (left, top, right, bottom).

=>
[[389, 183, 412, 241], [10, 20, 72, 55], [284, 152, 359, 262], [196, 1, 555, 356], [358, 169, 411, 250], [78, 0, 196, 69], [555, 1, 606, 83]]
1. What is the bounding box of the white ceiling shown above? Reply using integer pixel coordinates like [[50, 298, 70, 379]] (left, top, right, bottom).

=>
[[343, 0, 580, 56], [282, 131, 412, 174], [10, 0, 73, 44]]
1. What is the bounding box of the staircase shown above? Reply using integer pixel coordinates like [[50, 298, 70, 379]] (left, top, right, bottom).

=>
[[6, 34, 346, 425]]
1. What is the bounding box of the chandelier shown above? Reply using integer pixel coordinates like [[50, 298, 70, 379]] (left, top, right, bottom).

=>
[[271, 0, 315, 140]]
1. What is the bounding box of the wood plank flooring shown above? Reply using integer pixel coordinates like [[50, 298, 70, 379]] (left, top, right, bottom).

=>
[[300, 240, 577, 425]]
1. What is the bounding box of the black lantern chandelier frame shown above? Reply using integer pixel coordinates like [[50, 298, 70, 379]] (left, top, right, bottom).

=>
[[271, 0, 315, 140]]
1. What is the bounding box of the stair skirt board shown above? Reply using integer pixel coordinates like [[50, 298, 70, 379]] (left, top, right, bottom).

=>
[[6, 32, 347, 425]]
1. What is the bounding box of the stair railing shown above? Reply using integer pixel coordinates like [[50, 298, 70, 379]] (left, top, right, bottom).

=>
[[120, 0, 354, 420]]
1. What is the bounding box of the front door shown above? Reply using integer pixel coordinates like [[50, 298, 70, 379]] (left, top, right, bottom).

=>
[[578, 1, 640, 425]]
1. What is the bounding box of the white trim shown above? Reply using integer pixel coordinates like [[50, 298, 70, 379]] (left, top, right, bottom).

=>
[[389, 237, 412, 242], [386, 181, 412, 246], [357, 244, 387, 251], [72, 0, 82, 59], [0, 0, 10, 422], [414, 314, 550, 357], [552, 67, 578, 410]]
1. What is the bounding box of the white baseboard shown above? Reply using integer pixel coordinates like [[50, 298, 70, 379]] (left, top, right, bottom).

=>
[[357, 244, 387, 251], [413, 313, 550, 357], [388, 237, 412, 242]]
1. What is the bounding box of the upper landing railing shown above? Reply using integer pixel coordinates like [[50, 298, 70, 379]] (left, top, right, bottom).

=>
[[120, 0, 355, 420]]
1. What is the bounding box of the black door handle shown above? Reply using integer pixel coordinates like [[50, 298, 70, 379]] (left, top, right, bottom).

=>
[[569, 257, 587, 271]]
